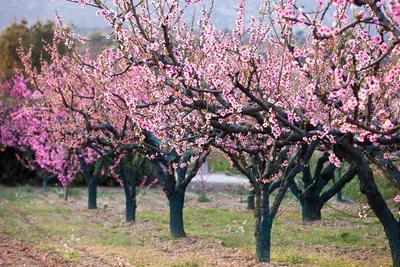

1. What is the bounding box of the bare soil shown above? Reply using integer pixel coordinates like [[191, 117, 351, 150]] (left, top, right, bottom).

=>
[[0, 233, 69, 267]]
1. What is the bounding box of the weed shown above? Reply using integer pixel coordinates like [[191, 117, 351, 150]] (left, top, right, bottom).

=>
[[171, 262, 199, 267], [197, 193, 210, 203]]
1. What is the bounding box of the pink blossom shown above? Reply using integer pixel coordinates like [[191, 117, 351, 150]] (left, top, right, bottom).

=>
[[329, 154, 341, 168], [379, 43, 389, 52], [382, 120, 394, 132], [125, 11, 133, 20]]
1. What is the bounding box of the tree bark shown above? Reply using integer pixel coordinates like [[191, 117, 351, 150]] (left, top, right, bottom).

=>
[[254, 187, 272, 262], [336, 165, 344, 201], [64, 183, 69, 202], [120, 162, 135, 222], [301, 199, 322, 222], [42, 178, 48, 193], [78, 151, 102, 210], [167, 189, 186, 238], [124, 189, 135, 222], [389, 228, 400, 267], [334, 140, 400, 267], [88, 177, 97, 209], [130, 173, 137, 223], [336, 190, 343, 201], [248, 193, 255, 210]]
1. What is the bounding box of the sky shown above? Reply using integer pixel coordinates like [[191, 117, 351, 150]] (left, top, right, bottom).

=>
[[1, 0, 107, 31], [0, 0, 268, 32], [0, 0, 317, 33]]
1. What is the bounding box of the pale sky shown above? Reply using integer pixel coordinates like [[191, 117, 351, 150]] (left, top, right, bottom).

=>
[[0, 0, 266, 32], [0, 0, 317, 33]]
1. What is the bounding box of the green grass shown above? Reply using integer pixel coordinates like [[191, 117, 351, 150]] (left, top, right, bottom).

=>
[[68, 187, 81, 199], [0, 188, 141, 247], [0, 185, 36, 201], [197, 192, 210, 202], [208, 150, 241, 175]]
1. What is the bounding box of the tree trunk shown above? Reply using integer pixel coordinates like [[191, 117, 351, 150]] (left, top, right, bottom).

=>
[[64, 183, 69, 202], [78, 150, 100, 210], [336, 190, 343, 202], [248, 193, 255, 210], [120, 164, 135, 223], [43, 178, 48, 193], [122, 177, 135, 222], [129, 173, 137, 223], [334, 140, 400, 267], [301, 199, 322, 222], [336, 165, 344, 202], [254, 188, 272, 262], [168, 190, 186, 238], [389, 228, 400, 267], [124, 189, 135, 222], [88, 177, 97, 209]]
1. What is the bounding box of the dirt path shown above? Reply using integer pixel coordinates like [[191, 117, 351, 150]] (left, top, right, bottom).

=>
[[0, 233, 69, 267]]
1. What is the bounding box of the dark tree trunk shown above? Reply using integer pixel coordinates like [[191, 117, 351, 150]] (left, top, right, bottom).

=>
[[88, 177, 97, 209], [248, 193, 255, 210], [130, 173, 137, 223], [120, 162, 135, 223], [336, 190, 343, 202], [254, 188, 272, 262], [124, 188, 135, 222], [160, 151, 209, 238], [336, 164, 344, 202], [78, 151, 103, 210], [290, 184, 322, 222], [64, 183, 69, 202], [334, 140, 400, 267], [167, 189, 186, 238], [389, 228, 400, 267], [43, 178, 48, 193], [301, 199, 322, 222]]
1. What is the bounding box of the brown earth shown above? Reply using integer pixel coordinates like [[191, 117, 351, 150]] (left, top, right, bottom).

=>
[[0, 233, 69, 267]]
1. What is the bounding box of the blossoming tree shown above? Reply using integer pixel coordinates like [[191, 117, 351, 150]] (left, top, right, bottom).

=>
[[20, 0, 400, 264]]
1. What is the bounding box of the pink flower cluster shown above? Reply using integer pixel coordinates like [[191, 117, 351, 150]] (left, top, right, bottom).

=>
[[329, 154, 341, 168]]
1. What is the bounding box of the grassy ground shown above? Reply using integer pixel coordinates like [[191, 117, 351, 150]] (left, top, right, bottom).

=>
[[0, 184, 394, 267]]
